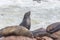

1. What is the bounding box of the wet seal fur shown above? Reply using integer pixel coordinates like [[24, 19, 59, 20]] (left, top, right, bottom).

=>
[[20, 11, 31, 30], [32, 28, 57, 40], [0, 11, 33, 38], [46, 22, 60, 34]]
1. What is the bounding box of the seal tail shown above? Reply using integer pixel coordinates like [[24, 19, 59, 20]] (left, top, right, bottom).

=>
[[20, 11, 31, 30]]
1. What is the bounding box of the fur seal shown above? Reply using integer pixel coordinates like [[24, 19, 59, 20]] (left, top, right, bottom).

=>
[[0, 26, 33, 38], [0, 11, 33, 38], [32, 28, 57, 40], [46, 22, 60, 34], [20, 11, 31, 30]]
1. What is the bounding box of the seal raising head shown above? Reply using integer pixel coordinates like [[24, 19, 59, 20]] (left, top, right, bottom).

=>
[[20, 11, 31, 30]]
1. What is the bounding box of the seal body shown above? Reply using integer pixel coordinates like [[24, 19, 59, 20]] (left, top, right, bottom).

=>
[[32, 28, 47, 37], [20, 11, 31, 30], [46, 22, 60, 40], [32, 28, 57, 40], [0, 11, 33, 38], [0, 26, 33, 38], [46, 22, 60, 34]]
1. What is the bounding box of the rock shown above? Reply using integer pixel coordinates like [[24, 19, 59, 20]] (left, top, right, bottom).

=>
[[42, 36, 53, 40], [0, 36, 53, 40], [34, 36, 53, 40], [0, 36, 36, 40]]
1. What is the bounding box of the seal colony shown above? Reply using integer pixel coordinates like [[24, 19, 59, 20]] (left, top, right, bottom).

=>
[[0, 11, 33, 38]]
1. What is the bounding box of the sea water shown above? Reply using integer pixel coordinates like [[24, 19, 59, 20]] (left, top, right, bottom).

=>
[[0, 0, 60, 31]]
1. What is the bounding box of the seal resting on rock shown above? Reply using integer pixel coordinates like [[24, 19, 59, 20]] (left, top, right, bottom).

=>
[[0, 11, 33, 38], [20, 11, 31, 30], [46, 22, 60, 40], [46, 22, 60, 34], [0, 26, 33, 38], [32, 28, 57, 40]]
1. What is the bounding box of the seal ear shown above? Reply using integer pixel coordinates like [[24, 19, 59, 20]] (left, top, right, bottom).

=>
[[20, 11, 31, 30]]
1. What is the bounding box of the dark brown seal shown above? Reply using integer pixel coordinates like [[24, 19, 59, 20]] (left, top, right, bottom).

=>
[[20, 11, 31, 30], [32, 28, 57, 40], [46, 22, 60, 34], [0, 11, 33, 38], [32, 28, 46, 37]]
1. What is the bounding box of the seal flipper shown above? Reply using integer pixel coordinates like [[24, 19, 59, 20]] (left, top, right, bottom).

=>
[[20, 11, 31, 30]]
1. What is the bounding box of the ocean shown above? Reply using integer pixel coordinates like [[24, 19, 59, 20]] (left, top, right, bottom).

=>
[[0, 0, 60, 31]]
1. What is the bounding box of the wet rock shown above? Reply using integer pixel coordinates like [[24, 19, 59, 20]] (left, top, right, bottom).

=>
[[0, 36, 36, 40], [46, 22, 60, 40]]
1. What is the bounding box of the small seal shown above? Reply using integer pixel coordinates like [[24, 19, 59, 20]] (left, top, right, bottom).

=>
[[20, 11, 31, 30], [0, 11, 33, 38], [46, 22, 60, 34]]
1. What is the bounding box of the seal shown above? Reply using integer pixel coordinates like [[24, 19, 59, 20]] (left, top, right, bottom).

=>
[[0, 26, 33, 38], [20, 11, 31, 30], [32, 28, 47, 37], [0, 11, 33, 38], [46, 22, 60, 34], [32, 28, 57, 40]]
